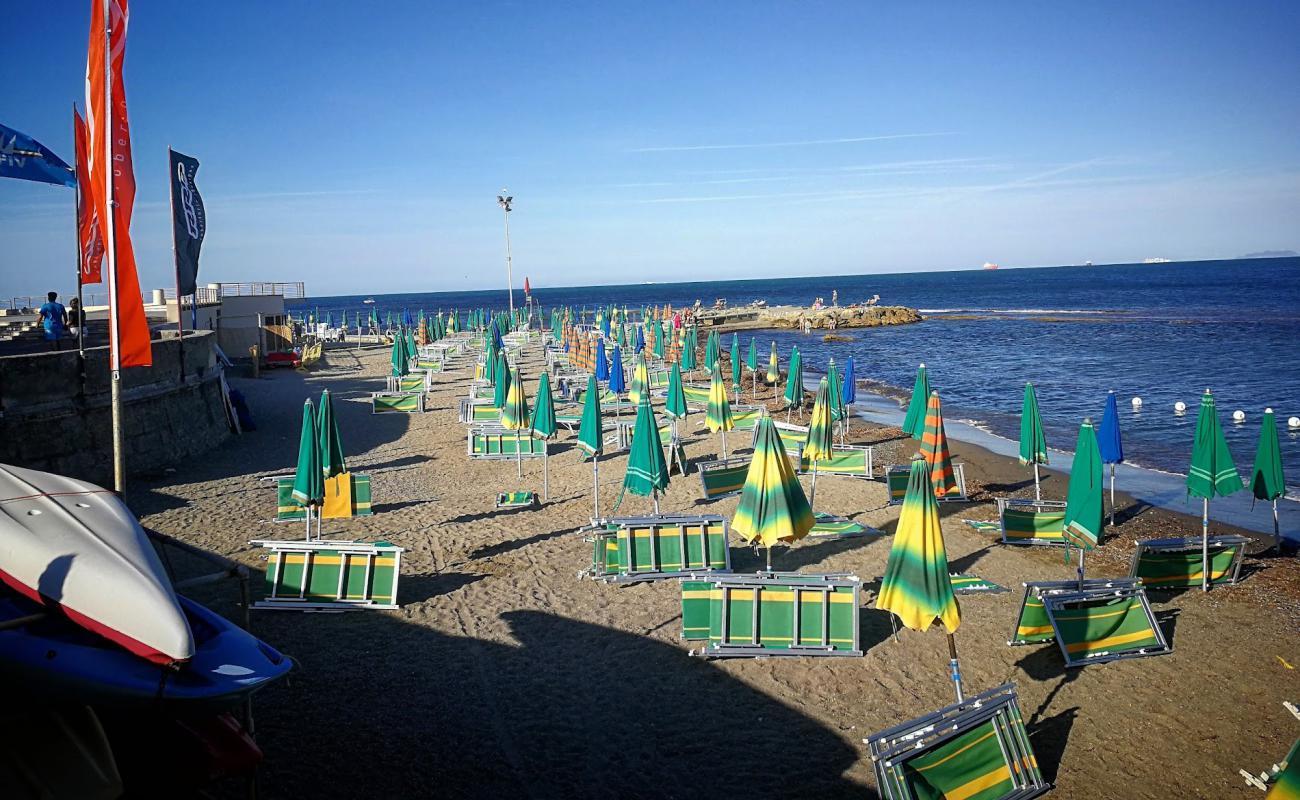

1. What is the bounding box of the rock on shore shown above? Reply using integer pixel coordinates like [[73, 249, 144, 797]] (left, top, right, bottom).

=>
[[697, 304, 922, 332]]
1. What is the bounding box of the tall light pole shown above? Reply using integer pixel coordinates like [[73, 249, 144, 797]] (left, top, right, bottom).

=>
[[497, 191, 515, 317]]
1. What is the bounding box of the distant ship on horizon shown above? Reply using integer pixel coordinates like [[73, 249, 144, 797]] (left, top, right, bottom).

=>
[[1143, 257, 1172, 264], [983, 262, 999, 270]]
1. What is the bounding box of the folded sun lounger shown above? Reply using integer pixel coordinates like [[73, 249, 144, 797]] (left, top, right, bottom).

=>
[[251, 538, 403, 611], [1130, 535, 1248, 589], [371, 391, 424, 414], [387, 373, 431, 393], [949, 573, 1008, 594], [887, 462, 969, 504], [697, 457, 752, 500], [682, 571, 862, 658], [996, 497, 1068, 546], [274, 473, 373, 520], [798, 444, 874, 480], [1009, 578, 1140, 646], [467, 426, 549, 460], [585, 514, 731, 584], [808, 512, 881, 539], [864, 682, 1050, 800], [495, 491, 539, 509], [1009, 578, 1169, 666]]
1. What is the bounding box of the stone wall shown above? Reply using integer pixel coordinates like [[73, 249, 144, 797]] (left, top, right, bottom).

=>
[[0, 331, 232, 485]]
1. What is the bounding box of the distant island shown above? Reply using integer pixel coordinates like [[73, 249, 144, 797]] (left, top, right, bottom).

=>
[[1242, 250, 1298, 258]]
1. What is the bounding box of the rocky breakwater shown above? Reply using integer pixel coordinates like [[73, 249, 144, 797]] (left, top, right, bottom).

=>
[[697, 304, 922, 332]]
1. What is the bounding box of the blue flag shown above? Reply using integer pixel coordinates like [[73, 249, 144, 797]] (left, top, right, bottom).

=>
[[0, 123, 75, 188]]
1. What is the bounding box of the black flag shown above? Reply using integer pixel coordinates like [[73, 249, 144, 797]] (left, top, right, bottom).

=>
[[169, 149, 206, 296]]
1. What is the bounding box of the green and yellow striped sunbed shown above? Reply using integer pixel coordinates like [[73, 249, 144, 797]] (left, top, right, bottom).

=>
[[682, 572, 862, 658], [698, 457, 751, 500], [949, 573, 1007, 594], [1042, 585, 1170, 667], [866, 683, 1049, 800], [252, 539, 403, 611], [495, 491, 539, 509], [799, 445, 874, 479], [1130, 535, 1248, 589], [587, 515, 731, 584], [1009, 578, 1140, 646], [729, 405, 764, 431], [371, 391, 424, 414], [467, 427, 549, 459], [682, 384, 711, 407], [413, 358, 442, 371], [389, 373, 430, 393], [887, 463, 969, 504], [275, 474, 373, 520], [809, 512, 880, 539], [997, 498, 1068, 546]]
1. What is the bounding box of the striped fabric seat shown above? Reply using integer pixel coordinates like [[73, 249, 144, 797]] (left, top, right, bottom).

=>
[[253, 539, 403, 611], [467, 428, 548, 459], [799, 445, 873, 479], [808, 512, 879, 539], [698, 458, 751, 500], [371, 392, 423, 414], [587, 515, 731, 584], [682, 384, 711, 407], [1009, 578, 1139, 646], [495, 491, 538, 509], [1130, 535, 1248, 588], [1043, 587, 1170, 666], [949, 573, 1007, 594], [682, 572, 862, 658], [275, 474, 372, 521], [997, 498, 1067, 546], [887, 462, 969, 504]]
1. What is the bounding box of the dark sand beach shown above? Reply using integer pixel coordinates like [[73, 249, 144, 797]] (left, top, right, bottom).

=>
[[130, 340, 1299, 800]]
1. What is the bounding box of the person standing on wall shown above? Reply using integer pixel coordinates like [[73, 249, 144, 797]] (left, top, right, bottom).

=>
[[38, 291, 68, 351], [67, 297, 86, 339]]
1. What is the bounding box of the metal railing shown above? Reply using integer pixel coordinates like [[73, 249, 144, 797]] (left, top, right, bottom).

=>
[[219, 282, 306, 299]]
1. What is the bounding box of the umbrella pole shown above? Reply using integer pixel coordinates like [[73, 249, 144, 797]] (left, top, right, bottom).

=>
[[1033, 463, 1041, 502], [946, 634, 965, 703], [592, 456, 600, 521], [1273, 498, 1281, 552], [1109, 464, 1116, 527], [543, 446, 549, 502], [765, 545, 772, 572], [809, 463, 819, 511], [516, 432, 522, 479], [653, 489, 660, 516], [1077, 547, 1086, 590], [304, 504, 311, 541], [721, 430, 727, 460], [1202, 498, 1210, 592]]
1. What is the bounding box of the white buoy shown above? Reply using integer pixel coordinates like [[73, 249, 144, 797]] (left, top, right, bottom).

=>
[[1289, 416, 1300, 429], [1174, 401, 1186, 413], [1131, 397, 1143, 408], [1233, 410, 1245, 423]]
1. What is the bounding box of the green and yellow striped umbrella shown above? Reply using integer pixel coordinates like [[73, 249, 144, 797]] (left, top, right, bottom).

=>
[[877, 456, 961, 633], [706, 361, 735, 458], [704, 329, 720, 372], [733, 415, 814, 569], [1063, 418, 1104, 554], [920, 391, 959, 499], [628, 353, 650, 405], [1019, 382, 1049, 500], [1187, 389, 1243, 591], [901, 363, 930, 440], [804, 377, 836, 511], [766, 341, 779, 397], [624, 395, 670, 513], [500, 366, 530, 430]]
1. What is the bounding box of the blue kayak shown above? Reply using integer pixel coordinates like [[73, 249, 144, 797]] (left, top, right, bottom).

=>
[[0, 589, 291, 709]]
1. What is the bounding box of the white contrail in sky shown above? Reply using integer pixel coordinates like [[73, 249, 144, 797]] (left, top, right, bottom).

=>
[[629, 132, 957, 153]]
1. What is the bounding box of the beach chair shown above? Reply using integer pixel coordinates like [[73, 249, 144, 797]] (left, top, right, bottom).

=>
[[495, 491, 539, 509], [682, 572, 862, 658], [808, 512, 881, 539], [728, 405, 765, 432], [1130, 535, 1248, 589], [617, 417, 687, 471], [949, 573, 1009, 594], [387, 372, 431, 393], [886, 462, 970, 504], [864, 682, 1050, 800], [585, 514, 731, 584], [272, 473, 373, 520], [1009, 578, 1140, 646], [467, 426, 549, 461], [413, 358, 441, 372], [962, 519, 1002, 535], [697, 457, 752, 500], [1009, 579, 1170, 666], [682, 383, 711, 409], [1240, 704, 1300, 793], [251, 539, 403, 611], [798, 445, 874, 480], [996, 497, 1068, 546], [371, 391, 424, 414], [647, 369, 671, 390]]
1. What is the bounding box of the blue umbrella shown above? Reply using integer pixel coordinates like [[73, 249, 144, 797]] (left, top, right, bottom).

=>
[[595, 339, 609, 382], [842, 357, 857, 405], [601, 312, 611, 339], [635, 325, 645, 354], [609, 346, 626, 395], [492, 322, 505, 352], [1097, 390, 1124, 526]]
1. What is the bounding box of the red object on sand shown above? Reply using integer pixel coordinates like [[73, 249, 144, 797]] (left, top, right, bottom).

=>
[[264, 351, 301, 369]]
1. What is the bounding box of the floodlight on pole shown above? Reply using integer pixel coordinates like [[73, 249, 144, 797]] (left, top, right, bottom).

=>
[[497, 192, 515, 317]]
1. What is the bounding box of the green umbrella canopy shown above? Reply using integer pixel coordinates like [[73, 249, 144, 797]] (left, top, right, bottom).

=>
[[826, 359, 846, 422], [492, 353, 512, 409], [1187, 390, 1243, 498], [876, 457, 961, 634], [706, 361, 735, 433], [290, 399, 324, 507], [783, 347, 804, 408], [665, 362, 688, 420], [390, 334, 408, 377], [624, 396, 669, 497], [766, 341, 779, 383], [318, 389, 347, 480], [1019, 382, 1049, 465], [730, 335, 742, 387], [484, 342, 499, 384], [1250, 408, 1285, 502], [804, 378, 835, 461], [732, 416, 814, 547], [747, 338, 758, 372], [901, 363, 930, 440], [405, 328, 419, 362], [704, 330, 720, 371], [1062, 419, 1104, 550], [531, 372, 558, 439], [576, 375, 604, 456], [500, 366, 531, 430], [681, 328, 697, 371]]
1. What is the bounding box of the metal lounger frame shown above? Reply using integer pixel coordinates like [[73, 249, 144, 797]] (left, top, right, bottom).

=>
[[697, 457, 753, 500], [467, 426, 549, 460], [1129, 535, 1248, 587], [1008, 578, 1140, 646], [798, 444, 875, 480], [865, 682, 1050, 800], [688, 571, 862, 659], [996, 497, 1067, 545], [887, 462, 970, 504], [1042, 584, 1171, 667], [251, 538, 403, 611], [371, 391, 424, 414], [588, 514, 732, 584]]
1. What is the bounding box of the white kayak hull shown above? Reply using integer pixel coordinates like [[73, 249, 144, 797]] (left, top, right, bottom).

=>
[[0, 464, 193, 665]]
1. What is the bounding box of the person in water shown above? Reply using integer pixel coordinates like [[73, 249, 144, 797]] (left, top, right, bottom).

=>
[[38, 291, 67, 351]]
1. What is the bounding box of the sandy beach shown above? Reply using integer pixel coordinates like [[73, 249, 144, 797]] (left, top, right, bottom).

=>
[[129, 339, 1299, 800]]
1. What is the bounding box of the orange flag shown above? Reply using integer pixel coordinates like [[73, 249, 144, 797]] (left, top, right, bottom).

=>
[[85, 0, 151, 368], [73, 108, 104, 285]]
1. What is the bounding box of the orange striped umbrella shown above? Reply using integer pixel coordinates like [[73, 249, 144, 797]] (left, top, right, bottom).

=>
[[920, 390, 959, 499]]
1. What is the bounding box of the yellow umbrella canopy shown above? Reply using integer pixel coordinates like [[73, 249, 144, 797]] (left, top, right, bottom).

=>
[[733, 416, 814, 555], [876, 456, 961, 634]]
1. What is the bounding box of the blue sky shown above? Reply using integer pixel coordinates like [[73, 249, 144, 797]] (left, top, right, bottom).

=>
[[2, 1, 1298, 297]]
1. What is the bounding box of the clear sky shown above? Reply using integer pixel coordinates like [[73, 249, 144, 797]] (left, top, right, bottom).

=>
[[2, 1, 1298, 297]]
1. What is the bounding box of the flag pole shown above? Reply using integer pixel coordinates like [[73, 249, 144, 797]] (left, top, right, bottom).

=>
[[103, 1, 126, 493], [71, 104, 86, 370], [168, 147, 185, 383]]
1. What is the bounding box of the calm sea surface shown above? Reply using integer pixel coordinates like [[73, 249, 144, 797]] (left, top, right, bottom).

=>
[[294, 257, 1300, 497]]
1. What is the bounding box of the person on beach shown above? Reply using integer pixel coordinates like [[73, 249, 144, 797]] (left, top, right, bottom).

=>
[[832, 289, 838, 307], [38, 291, 67, 351], [66, 297, 85, 339]]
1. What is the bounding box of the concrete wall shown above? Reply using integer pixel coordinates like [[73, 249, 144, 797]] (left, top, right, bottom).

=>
[[0, 330, 231, 485]]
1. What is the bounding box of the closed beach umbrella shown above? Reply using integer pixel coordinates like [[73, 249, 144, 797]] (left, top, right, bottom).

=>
[[876, 456, 964, 700], [919, 391, 959, 500], [501, 366, 531, 478], [681, 327, 698, 375], [733, 416, 814, 570], [609, 346, 626, 402], [595, 339, 609, 382], [405, 327, 419, 364], [842, 357, 857, 440], [318, 389, 347, 481], [628, 354, 650, 406], [390, 334, 408, 377], [803, 378, 836, 511], [826, 358, 846, 445], [654, 321, 666, 360], [492, 353, 511, 409], [901, 363, 930, 440], [665, 362, 688, 421], [290, 399, 324, 540], [1187, 390, 1244, 591], [618, 322, 627, 350], [706, 361, 735, 458], [766, 341, 779, 397], [730, 334, 742, 403], [1019, 382, 1049, 501], [704, 330, 720, 372], [635, 324, 645, 354], [624, 395, 670, 514], [783, 346, 804, 422], [576, 375, 605, 519], [1097, 390, 1124, 526], [1063, 419, 1105, 586], [1250, 408, 1286, 550], [532, 372, 557, 439], [747, 337, 759, 396]]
